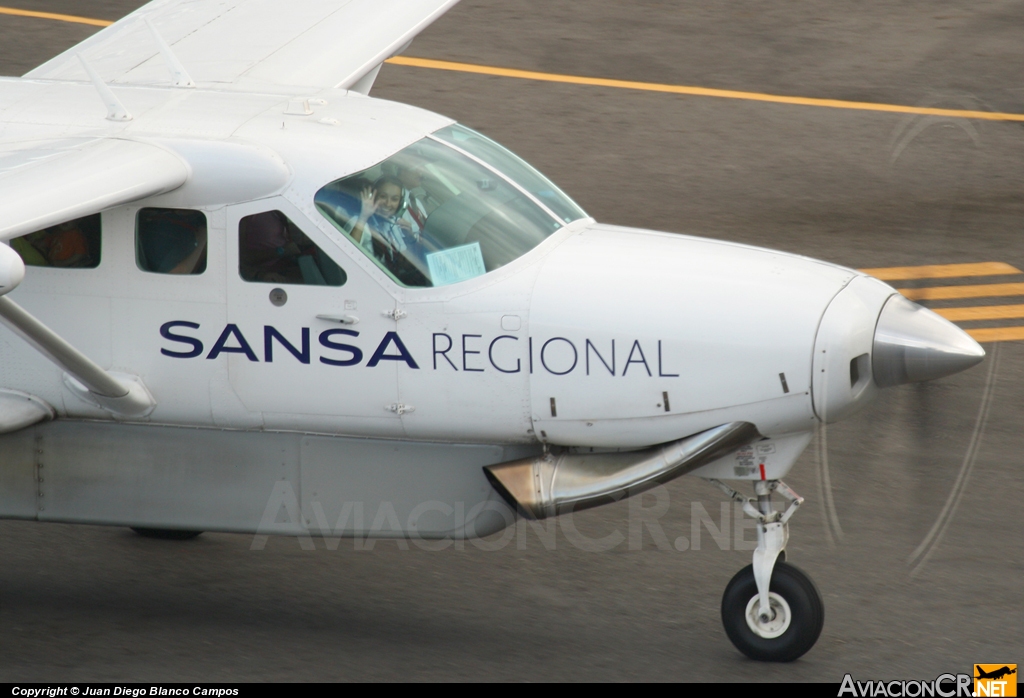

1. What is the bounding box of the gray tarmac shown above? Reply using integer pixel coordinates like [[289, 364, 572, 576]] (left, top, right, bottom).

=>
[[1, 0, 1022, 682]]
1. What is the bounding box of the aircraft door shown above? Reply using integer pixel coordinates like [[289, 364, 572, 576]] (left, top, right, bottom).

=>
[[225, 199, 403, 438], [396, 301, 534, 443]]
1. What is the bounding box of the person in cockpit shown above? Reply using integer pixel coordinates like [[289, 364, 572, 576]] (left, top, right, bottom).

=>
[[348, 175, 429, 286], [394, 155, 433, 236]]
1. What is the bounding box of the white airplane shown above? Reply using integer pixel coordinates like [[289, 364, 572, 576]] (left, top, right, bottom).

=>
[[0, 0, 985, 662]]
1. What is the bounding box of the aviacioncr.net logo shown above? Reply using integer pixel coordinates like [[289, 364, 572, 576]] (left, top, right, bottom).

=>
[[838, 674, 973, 697]]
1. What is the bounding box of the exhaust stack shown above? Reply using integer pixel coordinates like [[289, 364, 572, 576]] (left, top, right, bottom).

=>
[[484, 422, 759, 520]]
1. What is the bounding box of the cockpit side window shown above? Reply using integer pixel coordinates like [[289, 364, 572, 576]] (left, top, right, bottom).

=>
[[315, 129, 583, 288], [238, 210, 346, 286], [136, 208, 207, 275], [9, 213, 101, 269]]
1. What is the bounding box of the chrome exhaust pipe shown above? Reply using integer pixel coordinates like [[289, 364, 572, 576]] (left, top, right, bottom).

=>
[[483, 422, 760, 520]]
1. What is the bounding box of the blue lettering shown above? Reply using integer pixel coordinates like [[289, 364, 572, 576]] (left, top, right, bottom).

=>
[[160, 321, 203, 359], [207, 324, 258, 362], [657, 340, 679, 377], [433, 333, 457, 370], [367, 332, 419, 369], [168, 325, 672, 378], [319, 329, 362, 366], [623, 340, 651, 376], [264, 326, 310, 364], [488, 335, 521, 374], [541, 337, 578, 376], [585, 339, 615, 376], [462, 334, 484, 372]]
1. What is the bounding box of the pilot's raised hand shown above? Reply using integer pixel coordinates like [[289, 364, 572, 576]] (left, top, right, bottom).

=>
[[359, 186, 379, 220]]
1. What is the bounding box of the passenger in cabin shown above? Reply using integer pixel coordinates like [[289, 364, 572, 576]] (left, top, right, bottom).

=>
[[11, 222, 90, 268], [348, 175, 430, 286], [40, 220, 90, 267], [138, 209, 207, 275], [238, 210, 304, 283]]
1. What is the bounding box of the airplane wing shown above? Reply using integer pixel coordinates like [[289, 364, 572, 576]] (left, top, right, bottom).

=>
[[0, 138, 188, 241], [24, 0, 460, 94]]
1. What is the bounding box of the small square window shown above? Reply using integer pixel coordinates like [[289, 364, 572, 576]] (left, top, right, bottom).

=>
[[9, 213, 101, 269], [137, 208, 207, 275], [239, 210, 346, 286]]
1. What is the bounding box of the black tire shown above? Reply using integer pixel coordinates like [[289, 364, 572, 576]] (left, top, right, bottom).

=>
[[721, 561, 824, 662], [131, 527, 203, 541]]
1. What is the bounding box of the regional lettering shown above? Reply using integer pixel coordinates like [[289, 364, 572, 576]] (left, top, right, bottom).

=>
[[160, 322, 680, 377], [432, 333, 679, 377]]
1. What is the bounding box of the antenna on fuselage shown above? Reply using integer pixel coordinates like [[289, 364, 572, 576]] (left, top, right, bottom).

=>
[[144, 17, 196, 88], [76, 54, 132, 122]]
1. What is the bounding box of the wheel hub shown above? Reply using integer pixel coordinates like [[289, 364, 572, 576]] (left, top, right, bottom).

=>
[[744, 592, 791, 638]]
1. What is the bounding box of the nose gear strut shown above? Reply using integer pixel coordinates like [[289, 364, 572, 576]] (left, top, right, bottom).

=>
[[709, 478, 824, 662]]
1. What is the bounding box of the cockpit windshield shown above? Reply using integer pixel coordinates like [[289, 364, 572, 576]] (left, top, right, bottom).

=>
[[314, 125, 586, 288]]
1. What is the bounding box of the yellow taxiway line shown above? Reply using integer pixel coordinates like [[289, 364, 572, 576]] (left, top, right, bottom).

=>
[[965, 327, 1024, 343], [860, 262, 1022, 281], [0, 6, 111, 27], [897, 283, 1024, 302], [5, 6, 1024, 123], [934, 305, 1024, 322], [386, 56, 1024, 123]]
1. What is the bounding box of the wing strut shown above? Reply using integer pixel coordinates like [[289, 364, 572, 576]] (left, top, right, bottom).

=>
[[144, 17, 195, 88], [77, 54, 132, 122], [0, 247, 155, 417]]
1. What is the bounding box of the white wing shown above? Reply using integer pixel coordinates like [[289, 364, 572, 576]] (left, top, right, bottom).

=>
[[25, 0, 460, 94], [0, 138, 187, 241]]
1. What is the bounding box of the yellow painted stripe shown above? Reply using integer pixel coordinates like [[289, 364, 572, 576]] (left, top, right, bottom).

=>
[[9, 8, 1024, 123], [934, 305, 1024, 321], [386, 56, 1024, 123], [899, 283, 1024, 301], [860, 262, 1022, 281], [967, 327, 1024, 343], [0, 6, 111, 27]]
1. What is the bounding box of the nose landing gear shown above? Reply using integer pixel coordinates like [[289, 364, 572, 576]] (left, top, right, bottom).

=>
[[710, 479, 824, 662]]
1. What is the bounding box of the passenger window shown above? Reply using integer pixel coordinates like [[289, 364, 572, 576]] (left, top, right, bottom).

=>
[[9, 213, 101, 269], [136, 208, 207, 275], [238, 211, 346, 286]]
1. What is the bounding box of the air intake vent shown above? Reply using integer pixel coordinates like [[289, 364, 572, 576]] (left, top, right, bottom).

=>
[[850, 353, 870, 391]]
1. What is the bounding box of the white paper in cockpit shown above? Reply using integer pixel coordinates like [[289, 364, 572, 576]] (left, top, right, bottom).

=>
[[426, 242, 486, 286]]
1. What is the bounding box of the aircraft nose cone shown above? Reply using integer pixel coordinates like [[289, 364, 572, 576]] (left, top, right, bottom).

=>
[[872, 294, 986, 388]]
